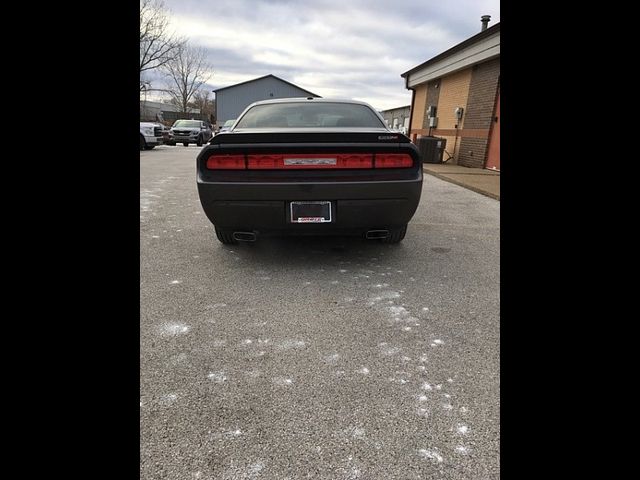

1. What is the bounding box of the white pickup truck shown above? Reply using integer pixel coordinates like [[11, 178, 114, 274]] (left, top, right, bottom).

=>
[[140, 122, 164, 150]]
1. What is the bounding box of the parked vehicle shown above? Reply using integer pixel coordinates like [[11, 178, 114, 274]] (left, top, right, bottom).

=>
[[166, 119, 213, 146], [217, 119, 236, 134], [196, 98, 422, 244], [140, 122, 163, 150], [160, 124, 171, 143]]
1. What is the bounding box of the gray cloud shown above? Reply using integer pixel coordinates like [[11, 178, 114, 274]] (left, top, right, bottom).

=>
[[148, 0, 500, 110]]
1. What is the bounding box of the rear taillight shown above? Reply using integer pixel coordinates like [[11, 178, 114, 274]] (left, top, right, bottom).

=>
[[375, 153, 414, 168], [206, 152, 414, 170], [206, 154, 245, 169], [247, 153, 373, 169]]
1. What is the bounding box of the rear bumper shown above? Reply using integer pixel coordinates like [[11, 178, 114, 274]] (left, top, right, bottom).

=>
[[197, 177, 422, 232]]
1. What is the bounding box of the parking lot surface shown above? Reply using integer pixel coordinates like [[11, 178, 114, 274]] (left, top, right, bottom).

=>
[[140, 145, 500, 479]]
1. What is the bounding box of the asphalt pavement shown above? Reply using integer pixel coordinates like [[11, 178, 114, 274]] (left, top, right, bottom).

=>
[[140, 144, 500, 479]]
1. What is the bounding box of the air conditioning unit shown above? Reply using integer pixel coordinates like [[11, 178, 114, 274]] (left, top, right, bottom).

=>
[[417, 136, 447, 164]]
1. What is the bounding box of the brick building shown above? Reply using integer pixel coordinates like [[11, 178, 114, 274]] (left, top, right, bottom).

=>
[[401, 17, 500, 170]]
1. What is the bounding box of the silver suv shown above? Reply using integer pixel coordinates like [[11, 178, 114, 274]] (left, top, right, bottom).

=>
[[167, 119, 213, 147]]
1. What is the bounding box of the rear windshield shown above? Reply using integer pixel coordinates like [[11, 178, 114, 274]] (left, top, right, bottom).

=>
[[234, 102, 386, 129], [173, 120, 201, 128]]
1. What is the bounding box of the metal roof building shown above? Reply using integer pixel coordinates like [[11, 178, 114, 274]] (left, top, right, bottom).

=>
[[213, 74, 321, 126]]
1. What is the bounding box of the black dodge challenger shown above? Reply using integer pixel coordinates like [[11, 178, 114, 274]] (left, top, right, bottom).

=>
[[196, 98, 423, 245]]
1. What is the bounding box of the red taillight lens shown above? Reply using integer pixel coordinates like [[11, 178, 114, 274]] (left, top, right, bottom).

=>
[[247, 153, 373, 169], [206, 153, 414, 169], [375, 153, 414, 168], [206, 154, 245, 169], [246, 154, 284, 169]]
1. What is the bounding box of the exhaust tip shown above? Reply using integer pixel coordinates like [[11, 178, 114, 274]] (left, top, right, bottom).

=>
[[366, 229, 390, 239], [232, 231, 257, 242]]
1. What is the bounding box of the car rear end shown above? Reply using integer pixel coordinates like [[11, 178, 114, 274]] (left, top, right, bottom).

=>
[[196, 99, 423, 243]]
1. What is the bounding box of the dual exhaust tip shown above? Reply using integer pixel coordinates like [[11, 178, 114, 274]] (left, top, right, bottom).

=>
[[365, 229, 389, 239], [232, 231, 257, 242], [232, 230, 390, 241]]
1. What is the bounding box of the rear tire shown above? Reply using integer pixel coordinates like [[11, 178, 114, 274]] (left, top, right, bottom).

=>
[[140, 135, 146, 151], [183, 142, 189, 147], [146, 145, 155, 150], [215, 227, 238, 245], [381, 224, 407, 244], [196, 136, 203, 147]]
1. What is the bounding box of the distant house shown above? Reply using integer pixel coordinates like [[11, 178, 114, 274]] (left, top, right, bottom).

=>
[[213, 74, 321, 127], [401, 16, 500, 170], [379, 105, 411, 133]]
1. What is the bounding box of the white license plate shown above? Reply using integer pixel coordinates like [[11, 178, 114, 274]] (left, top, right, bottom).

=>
[[290, 201, 332, 223]]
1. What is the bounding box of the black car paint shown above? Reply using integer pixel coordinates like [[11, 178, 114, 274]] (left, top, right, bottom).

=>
[[196, 130, 423, 238]]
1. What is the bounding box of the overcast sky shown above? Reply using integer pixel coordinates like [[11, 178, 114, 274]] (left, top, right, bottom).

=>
[[144, 0, 500, 112]]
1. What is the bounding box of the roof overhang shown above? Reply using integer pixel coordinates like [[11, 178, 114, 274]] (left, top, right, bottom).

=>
[[403, 28, 500, 89]]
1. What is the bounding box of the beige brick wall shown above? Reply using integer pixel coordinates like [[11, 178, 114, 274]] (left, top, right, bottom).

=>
[[437, 68, 472, 163], [411, 84, 427, 134]]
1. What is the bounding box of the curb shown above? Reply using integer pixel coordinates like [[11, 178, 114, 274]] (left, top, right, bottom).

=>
[[423, 169, 500, 200]]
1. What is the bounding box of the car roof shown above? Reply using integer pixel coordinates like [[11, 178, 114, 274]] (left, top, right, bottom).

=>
[[247, 97, 376, 108]]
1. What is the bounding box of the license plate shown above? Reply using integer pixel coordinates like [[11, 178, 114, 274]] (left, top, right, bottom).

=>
[[290, 201, 332, 223]]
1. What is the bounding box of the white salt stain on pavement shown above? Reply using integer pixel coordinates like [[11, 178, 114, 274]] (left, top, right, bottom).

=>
[[455, 445, 469, 455], [208, 372, 227, 383], [421, 382, 433, 391], [277, 339, 306, 350], [159, 393, 178, 406], [418, 449, 443, 463], [358, 367, 370, 375], [159, 322, 190, 336], [433, 339, 444, 345], [169, 352, 188, 365], [378, 343, 401, 356], [457, 424, 469, 434], [170, 280, 181, 284], [324, 353, 340, 364], [272, 377, 294, 386]]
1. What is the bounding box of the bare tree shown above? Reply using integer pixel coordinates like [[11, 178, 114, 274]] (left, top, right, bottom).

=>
[[163, 46, 213, 114], [140, 0, 185, 91], [191, 90, 215, 121]]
